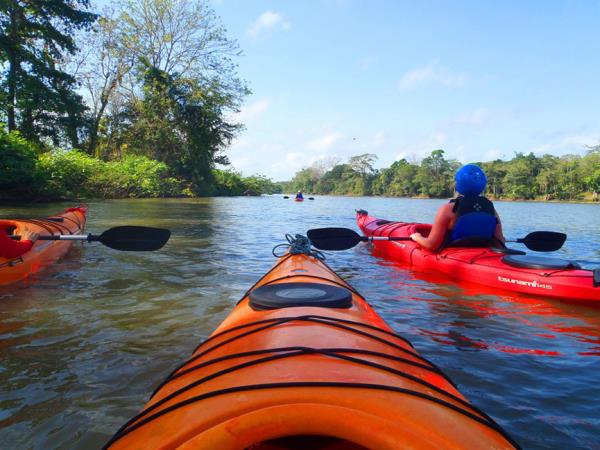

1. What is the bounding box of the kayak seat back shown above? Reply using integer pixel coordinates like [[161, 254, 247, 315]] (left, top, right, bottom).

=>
[[249, 282, 353, 310], [502, 255, 581, 270], [490, 246, 526, 255]]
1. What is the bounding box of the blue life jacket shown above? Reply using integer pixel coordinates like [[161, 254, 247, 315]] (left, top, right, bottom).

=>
[[448, 196, 497, 245]]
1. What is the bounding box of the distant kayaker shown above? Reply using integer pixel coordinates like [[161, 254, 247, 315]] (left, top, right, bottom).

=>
[[0, 226, 39, 259], [295, 191, 304, 200], [410, 164, 505, 251]]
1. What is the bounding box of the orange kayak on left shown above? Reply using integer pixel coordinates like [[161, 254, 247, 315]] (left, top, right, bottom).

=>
[[0, 206, 87, 286]]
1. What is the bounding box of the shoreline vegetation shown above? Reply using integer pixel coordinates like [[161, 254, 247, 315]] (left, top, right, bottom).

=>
[[1, 1, 598, 204], [281, 149, 600, 203]]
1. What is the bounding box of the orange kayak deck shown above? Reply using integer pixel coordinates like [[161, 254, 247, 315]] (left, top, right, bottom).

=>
[[0, 206, 87, 286], [106, 253, 518, 450]]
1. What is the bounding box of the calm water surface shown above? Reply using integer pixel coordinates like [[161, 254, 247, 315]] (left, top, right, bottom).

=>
[[1, 197, 599, 449]]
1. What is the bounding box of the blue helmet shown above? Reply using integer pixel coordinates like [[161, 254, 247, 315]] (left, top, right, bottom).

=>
[[455, 164, 487, 197]]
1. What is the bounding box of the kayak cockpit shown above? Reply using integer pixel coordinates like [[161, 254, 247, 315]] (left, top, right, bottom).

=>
[[249, 435, 367, 449], [249, 282, 353, 310]]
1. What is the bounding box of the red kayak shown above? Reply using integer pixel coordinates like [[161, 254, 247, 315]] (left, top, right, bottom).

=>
[[294, 198, 304, 202], [357, 211, 600, 303]]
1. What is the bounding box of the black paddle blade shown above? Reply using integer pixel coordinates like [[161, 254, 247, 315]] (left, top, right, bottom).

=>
[[307, 227, 363, 250], [521, 231, 566, 252], [95, 226, 171, 251]]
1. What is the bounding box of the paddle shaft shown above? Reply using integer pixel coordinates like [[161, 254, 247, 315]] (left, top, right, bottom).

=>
[[10, 234, 93, 241], [365, 236, 410, 241]]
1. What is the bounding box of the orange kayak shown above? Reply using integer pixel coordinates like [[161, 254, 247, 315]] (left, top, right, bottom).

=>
[[105, 249, 518, 449], [0, 206, 87, 286]]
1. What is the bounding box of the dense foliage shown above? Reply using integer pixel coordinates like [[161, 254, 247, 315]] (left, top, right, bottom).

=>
[[0, 0, 280, 200], [0, 129, 280, 200], [284, 148, 600, 201]]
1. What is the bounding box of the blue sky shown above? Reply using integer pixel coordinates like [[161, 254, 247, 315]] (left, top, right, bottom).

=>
[[209, 0, 600, 180], [87, 0, 595, 180]]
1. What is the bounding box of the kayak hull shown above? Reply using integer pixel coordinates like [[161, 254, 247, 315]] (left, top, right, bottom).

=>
[[0, 206, 87, 286], [357, 212, 599, 303], [106, 252, 517, 449]]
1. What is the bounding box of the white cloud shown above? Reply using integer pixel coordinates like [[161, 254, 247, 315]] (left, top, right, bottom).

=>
[[307, 132, 345, 151], [234, 99, 270, 123], [531, 132, 600, 155], [248, 11, 290, 37], [398, 62, 467, 89]]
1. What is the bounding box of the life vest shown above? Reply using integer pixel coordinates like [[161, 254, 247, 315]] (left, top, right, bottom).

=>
[[448, 196, 497, 245]]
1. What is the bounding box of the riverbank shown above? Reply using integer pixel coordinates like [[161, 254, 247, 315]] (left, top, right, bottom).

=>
[[283, 192, 600, 204]]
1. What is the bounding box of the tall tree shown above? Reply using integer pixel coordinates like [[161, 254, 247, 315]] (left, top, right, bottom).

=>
[[85, 0, 249, 190], [77, 10, 134, 156], [0, 0, 96, 143]]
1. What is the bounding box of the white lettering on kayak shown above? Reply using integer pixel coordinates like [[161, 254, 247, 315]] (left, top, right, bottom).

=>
[[497, 276, 552, 290]]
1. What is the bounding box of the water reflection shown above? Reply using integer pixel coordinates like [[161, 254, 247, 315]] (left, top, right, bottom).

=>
[[373, 255, 600, 357], [0, 197, 598, 449]]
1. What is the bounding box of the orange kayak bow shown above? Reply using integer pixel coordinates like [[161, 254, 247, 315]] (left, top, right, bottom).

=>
[[105, 245, 518, 450]]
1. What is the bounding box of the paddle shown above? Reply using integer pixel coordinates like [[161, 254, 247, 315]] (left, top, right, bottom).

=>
[[283, 196, 289, 199], [10, 226, 171, 251], [307, 227, 566, 252], [308, 197, 315, 200]]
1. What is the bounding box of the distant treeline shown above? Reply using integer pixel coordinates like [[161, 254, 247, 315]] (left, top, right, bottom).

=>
[[281, 149, 600, 201], [0, 0, 280, 200]]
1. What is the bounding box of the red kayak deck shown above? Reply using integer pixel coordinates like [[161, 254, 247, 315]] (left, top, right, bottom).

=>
[[357, 211, 599, 303]]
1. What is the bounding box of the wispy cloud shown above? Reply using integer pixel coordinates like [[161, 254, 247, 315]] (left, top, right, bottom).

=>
[[248, 11, 290, 37], [234, 99, 270, 123], [531, 131, 600, 155], [398, 62, 467, 89], [307, 132, 345, 151]]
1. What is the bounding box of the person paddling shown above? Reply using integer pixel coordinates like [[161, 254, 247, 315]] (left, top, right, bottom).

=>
[[410, 164, 505, 251], [295, 191, 304, 200], [0, 226, 39, 259]]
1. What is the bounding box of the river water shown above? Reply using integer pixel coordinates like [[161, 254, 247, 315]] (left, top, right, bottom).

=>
[[0, 197, 599, 449]]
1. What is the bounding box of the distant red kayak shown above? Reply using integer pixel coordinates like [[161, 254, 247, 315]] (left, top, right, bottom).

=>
[[294, 197, 304, 202], [357, 211, 599, 303]]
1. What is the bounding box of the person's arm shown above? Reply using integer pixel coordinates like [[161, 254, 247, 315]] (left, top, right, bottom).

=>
[[410, 204, 452, 251], [0, 228, 39, 259]]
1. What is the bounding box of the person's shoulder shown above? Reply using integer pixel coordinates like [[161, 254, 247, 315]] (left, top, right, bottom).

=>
[[438, 201, 455, 213]]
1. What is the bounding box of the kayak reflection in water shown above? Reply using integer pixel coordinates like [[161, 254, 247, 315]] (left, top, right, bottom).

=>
[[0, 225, 39, 259], [295, 190, 304, 200], [410, 164, 506, 251]]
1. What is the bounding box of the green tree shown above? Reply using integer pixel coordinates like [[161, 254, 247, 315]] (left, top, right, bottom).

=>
[[0, 0, 96, 143], [502, 152, 541, 199], [581, 146, 600, 200], [415, 149, 457, 197], [535, 154, 560, 200], [555, 155, 583, 200]]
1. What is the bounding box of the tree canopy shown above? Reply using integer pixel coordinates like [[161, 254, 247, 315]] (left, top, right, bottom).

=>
[[283, 149, 600, 201]]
